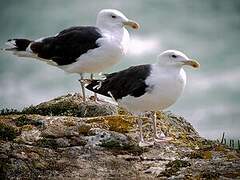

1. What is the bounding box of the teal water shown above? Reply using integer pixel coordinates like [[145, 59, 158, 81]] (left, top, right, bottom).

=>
[[0, 0, 240, 140]]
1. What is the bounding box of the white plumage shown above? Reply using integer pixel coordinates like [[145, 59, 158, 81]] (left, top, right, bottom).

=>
[[118, 65, 187, 112]]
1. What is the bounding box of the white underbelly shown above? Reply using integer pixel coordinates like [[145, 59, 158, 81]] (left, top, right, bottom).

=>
[[118, 79, 185, 112], [60, 39, 123, 74], [119, 93, 181, 112]]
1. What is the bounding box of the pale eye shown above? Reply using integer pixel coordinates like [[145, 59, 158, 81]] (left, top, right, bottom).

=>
[[111, 15, 117, 19], [171, 55, 177, 58]]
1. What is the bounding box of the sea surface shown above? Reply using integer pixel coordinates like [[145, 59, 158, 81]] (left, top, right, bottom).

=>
[[0, 0, 239, 140]]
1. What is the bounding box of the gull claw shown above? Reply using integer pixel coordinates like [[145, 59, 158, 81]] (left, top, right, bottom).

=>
[[154, 132, 173, 143], [154, 137, 173, 143]]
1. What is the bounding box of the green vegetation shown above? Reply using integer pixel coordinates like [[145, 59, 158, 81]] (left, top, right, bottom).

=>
[[161, 160, 191, 177], [0, 122, 19, 140], [37, 138, 59, 149], [15, 115, 44, 127], [101, 139, 146, 156], [0, 108, 21, 115]]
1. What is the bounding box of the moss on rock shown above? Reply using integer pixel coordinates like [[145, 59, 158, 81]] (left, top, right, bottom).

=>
[[15, 115, 44, 127], [37, 138, 59, 149], [161, 160, 191, 177], [78, 123, 91, 135], [0, 122, 19, 141], [21, 93, 117, 117], [100, 139, 146, 156]]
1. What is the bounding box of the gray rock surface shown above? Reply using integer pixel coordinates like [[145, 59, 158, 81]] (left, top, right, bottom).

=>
[[0, 93, 239, 179]]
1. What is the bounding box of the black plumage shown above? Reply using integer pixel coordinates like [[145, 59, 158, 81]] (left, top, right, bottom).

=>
[[85, 64, 152, 100], [7, 39, 32, 51], [29, 26, 102, 65]]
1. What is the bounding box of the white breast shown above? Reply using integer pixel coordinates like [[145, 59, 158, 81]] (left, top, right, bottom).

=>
[[118, 64, 186, 112], [60, 29, 129, 74]]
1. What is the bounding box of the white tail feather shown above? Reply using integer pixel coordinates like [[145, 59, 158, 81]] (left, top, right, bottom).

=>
[[5, 40, 16, 48], [3, 40, 35, 58]]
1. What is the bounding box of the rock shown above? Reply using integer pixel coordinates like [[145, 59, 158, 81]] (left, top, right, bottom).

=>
[[86, 128, 129, 147], [160, 159, 191, 177], [15, 127, 42, 144], [0, 93, 239, 179], [0, 122, 20, 141], [15, 115, 44, 127], [22, 93, 117, 117], [78, 123, 91, 135]]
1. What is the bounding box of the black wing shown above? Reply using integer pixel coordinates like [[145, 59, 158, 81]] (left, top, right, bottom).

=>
[[30, 26, 102, 65], [86, 65, 152, 100]]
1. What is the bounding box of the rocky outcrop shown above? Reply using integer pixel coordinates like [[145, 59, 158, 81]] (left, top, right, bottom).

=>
[[22, 93, 117, 117], [0, 93, 240, 179]]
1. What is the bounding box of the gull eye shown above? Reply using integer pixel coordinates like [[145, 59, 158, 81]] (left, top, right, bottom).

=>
[[111, 15, 117, 19], [171, 55, 177, 58]]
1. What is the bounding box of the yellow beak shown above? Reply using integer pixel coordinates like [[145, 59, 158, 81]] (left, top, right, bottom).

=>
[[123, 20, 140, 29], [182, 59, 200, 68]]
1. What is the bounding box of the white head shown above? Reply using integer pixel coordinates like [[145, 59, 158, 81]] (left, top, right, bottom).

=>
[[96, 9, 140, 31], [157, 50, 200, 69]]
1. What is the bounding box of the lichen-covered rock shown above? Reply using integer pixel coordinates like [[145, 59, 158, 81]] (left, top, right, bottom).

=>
[[0, 122, 19, 141], [22, 93, 117, 117], [0, 94, 239, 179], [15, 127, 42, 144]]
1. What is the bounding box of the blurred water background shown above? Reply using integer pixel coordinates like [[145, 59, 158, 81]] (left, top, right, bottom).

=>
[[0, 0, 239, 140]]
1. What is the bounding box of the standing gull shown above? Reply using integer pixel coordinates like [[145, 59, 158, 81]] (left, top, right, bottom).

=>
[[84, 50, 200, 146], [3, 9, 139, 101]]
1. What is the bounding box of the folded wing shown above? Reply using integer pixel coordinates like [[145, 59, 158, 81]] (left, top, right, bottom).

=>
[[30, 26, 102, 65], [85, 65, 152, 100]]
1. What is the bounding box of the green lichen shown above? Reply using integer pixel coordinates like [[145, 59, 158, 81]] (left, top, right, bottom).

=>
[[78, 124, 91, 135], [63, 120, 76, 127], [0, 122, 19, 141], [21, 125, 34, 131], [37, 138, 59, 149], [22, 103, 77, 116], [0, 157, 11, 180], [188, 150, 212, 159], [69, 137, 87, 146], [15, 115, 44, 127], [222, 171, 240, 179], [122, 143, 146, 156], [160, 160, 191, 177], [20, 94, 83, 116], [199, 171, 220, 179], [32, 160, 49, 170], [107, 116, 135, 133], [21, 93, 116, 117], [101, 139, 122, 148], [166, 159, 191, 169], [101, 139, 146, 156], [22, 102, 111, 117], [0, 108, 21, 115], [117, 107, 131, 116]]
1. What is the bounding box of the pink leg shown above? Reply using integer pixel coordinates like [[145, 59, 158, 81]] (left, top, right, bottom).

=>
[[152, 111, 172, 142], [137, 118, 154, 147]]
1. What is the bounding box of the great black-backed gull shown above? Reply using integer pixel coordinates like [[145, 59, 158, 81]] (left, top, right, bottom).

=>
[[3, 9, 139, 101], [84, 50, 200, 146]]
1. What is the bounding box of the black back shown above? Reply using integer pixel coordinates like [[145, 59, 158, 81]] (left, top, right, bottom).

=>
[[30, 26, 102, 65], [86, 64, 152, 100]]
